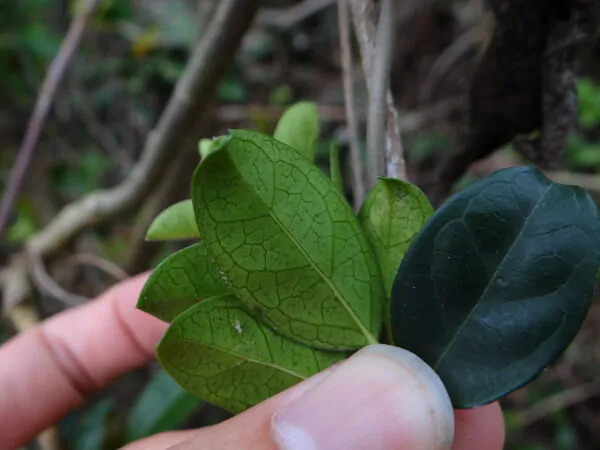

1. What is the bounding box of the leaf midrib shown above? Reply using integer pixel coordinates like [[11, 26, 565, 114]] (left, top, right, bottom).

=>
[[231, 142, 378, 345], [164, 337, 308, 380], [433, 183, 553, 370]]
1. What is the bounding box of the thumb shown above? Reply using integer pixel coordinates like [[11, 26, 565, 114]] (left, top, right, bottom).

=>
[[148, 344, 457, 450], [271, 344, 454, 450]]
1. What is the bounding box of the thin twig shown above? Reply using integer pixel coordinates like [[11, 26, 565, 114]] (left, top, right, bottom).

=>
[[419, 10, 492, 104], [513, 381, 600, 429], [216, 100, 464, 132], [1, 258, 31, 317], [122, 142, 203, 275], [419, 27, 479, 104], [258, 0, 336, 29], [69, 80, 131, 168], [366, 0, 394, 187], [0, 0, 103, 239], [349, 0, 407, 181], [545, 171, 600, 195], [337, 0, 366, 209], [29, 251, 88, 306], [65, 253, 128, 281], [398, 98, 464, 133], [468, 150, 600, 197]]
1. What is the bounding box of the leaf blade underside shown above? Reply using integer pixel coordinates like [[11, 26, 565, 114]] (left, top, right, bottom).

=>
[[137, 242, 230, 322], [157, 294, 344, 414], [359, 177, 434, 295], [192, 130, 383, 350]]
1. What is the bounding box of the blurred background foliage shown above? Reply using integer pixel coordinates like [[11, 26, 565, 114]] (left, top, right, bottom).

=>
[[3, 1, 600, 449]]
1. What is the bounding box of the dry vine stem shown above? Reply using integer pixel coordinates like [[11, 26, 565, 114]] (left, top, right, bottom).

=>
[[366, 0, 394, 187], [215, 100, 463, 131], [513, 381, 600, 429], [338, 0, 366, 209], [349, 0, 408, 182]]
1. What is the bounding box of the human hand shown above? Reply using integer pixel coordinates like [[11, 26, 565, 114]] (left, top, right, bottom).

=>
[[0, 274, 505, 449]]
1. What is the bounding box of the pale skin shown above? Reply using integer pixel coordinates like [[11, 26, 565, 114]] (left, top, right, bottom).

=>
[[0, 274, 505, 450]]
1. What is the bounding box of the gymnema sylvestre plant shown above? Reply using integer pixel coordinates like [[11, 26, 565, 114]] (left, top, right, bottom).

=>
[[137, 102, 600, 411]]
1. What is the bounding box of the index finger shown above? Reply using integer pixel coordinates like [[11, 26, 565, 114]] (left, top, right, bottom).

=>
[[0, 273, 166, 449]]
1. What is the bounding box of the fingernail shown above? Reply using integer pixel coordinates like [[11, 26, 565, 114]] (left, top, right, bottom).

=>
[[271, 344, 454, 450]]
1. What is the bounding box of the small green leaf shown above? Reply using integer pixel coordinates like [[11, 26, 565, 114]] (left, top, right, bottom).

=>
[[392, 166, 600, 408], [127, 369, 201, 442], [199, 136, 230, 159], [273, 101, 319, 161], [137, 242, 230, 322], [146, 199, 199, 241], [199, 139, 213, 158], [359, 178, 434, 295], [329, 143, 344, 193], [359, 178, 433, 344], [157, 294, 344, 414], [192, 130, 383, 350]]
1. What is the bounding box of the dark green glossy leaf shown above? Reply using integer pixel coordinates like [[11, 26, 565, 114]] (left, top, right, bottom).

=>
[[192, 130, 383, 350], [137, 242, 229, 322], [273, 101, 319, 161], [146, 199, 199, 241], [392, 166, 600, 408], [157, 294, 344, 414], [126, 369, 201, 442]]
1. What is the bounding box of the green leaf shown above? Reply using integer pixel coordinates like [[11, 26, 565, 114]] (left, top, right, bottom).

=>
[[359, 178, 434, 344], [192, 130, 383, 350], [73, 399, 114, 450], [199, 139, 213, 158], [392, 166, 600, 408], [199, 136, 230, 159], [137, 242, 230, 322], [146, 199, 199, 241], [157, 294, 344, 414], [329, 143, 344, 193], [273, 102, 319, 161], [127, 369, 201, 442], [359, 178, 434, 296]]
